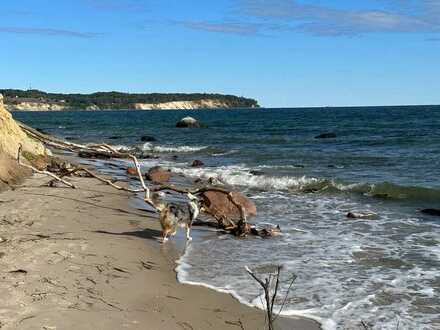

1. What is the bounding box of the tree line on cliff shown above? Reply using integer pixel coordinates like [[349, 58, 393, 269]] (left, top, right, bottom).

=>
[[0, 89, 259, 109]]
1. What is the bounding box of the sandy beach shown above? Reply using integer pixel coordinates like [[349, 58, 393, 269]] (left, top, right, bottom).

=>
[[0, 169, 321, 330]]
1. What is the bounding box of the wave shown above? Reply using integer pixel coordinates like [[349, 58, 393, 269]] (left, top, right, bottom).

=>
[[169, 165, 440, 202], [171, 165, 320, 190], [211, 149, 239, 156], [142, 142, 207, 153]]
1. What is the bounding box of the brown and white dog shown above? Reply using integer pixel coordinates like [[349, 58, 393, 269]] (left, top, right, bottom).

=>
[[152, 192, 200, 242]]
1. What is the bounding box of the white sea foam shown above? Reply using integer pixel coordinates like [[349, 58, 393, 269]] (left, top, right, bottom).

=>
[[211, 149, 239, 156], [170, 165, 322, 191], [84, 143, 131, 152], [142, 142, 207, 153]]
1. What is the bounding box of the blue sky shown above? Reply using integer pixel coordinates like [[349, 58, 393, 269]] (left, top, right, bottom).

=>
[[1, 0, 439, 107]]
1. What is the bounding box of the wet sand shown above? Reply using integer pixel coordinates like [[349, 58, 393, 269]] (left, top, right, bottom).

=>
[[0, 172, 321, 330]]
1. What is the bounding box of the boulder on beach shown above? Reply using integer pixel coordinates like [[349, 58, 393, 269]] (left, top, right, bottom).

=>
[[200, 190, 257, 220], [140, 135, 157, 142], [146, 166, 171, 183], [191, 160, 204, 167], [315, 132, 337, 139], [176, 116, 203, 128]]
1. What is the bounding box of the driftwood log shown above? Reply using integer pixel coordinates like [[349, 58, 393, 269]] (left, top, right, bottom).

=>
[[18, 128, 281, 238]]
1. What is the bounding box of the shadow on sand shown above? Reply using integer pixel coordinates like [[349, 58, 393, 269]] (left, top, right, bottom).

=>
[[94, 229, 161, 240]]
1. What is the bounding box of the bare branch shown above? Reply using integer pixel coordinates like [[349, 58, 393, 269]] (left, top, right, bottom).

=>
[[245, 265, 296, 330]]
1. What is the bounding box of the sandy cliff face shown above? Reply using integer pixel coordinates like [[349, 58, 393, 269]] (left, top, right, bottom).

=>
[[0, 94, 46, 158], [0, 93, 48, 189], [5, 102, 71, 111], [5, 99, 230, 111], [5, 98, 251, 111], [134, 99, 230, 110]]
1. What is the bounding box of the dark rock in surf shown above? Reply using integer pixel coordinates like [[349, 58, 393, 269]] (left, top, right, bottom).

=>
[[208, 177, 222, 185], [421, 209, 440, 216], [108, 136, 122, 140], [315, 132, 337, 139], [140, 135, 157, 142], [346, 212, 378, 220], [176, 116, 203, 128], [191, 160, 204, 167], [302, 188, 320, 194], [146, 166, 171, 183], [250, 170, 265, 176]]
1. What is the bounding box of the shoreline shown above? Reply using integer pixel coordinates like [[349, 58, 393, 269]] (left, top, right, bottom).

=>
[[0, 161, 321, 329]]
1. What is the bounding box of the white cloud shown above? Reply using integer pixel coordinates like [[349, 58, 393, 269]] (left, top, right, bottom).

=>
[[237, 0, 440, 36]]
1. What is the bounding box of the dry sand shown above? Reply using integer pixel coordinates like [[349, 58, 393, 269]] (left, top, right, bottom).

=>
[[0, 173, 321, 330]]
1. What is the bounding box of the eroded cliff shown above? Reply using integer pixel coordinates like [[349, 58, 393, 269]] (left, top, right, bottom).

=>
[[0, 94, 47, 189]]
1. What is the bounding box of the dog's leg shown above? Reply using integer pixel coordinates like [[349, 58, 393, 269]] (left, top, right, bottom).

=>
[[161, 230, 169, 243], [185, 225, 192, 241]]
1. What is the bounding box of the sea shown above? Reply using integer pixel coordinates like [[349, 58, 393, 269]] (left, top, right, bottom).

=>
[[14, 106, 440, 330]]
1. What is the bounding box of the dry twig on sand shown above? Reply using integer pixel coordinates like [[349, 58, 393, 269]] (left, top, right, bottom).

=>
[[245, 265, 297, 330]]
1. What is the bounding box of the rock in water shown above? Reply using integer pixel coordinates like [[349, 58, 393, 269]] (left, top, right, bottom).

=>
[[249, 170, 265, 176], [140, 135, 157, 142], [346, 211, 378, 220], [315, 132, 337, 139], [176, 116, 202, 128], [421, 209, 440, 216], [146, 166, 171, 183], [200, 191, 257, 220], [191, 160, 204, 167]]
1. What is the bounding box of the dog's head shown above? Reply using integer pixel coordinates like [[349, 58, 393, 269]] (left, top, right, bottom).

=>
[[151, 191, 166, 201]]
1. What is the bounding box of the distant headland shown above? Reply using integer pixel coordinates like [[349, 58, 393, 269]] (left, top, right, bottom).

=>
[[0, 89, 260, 111]]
